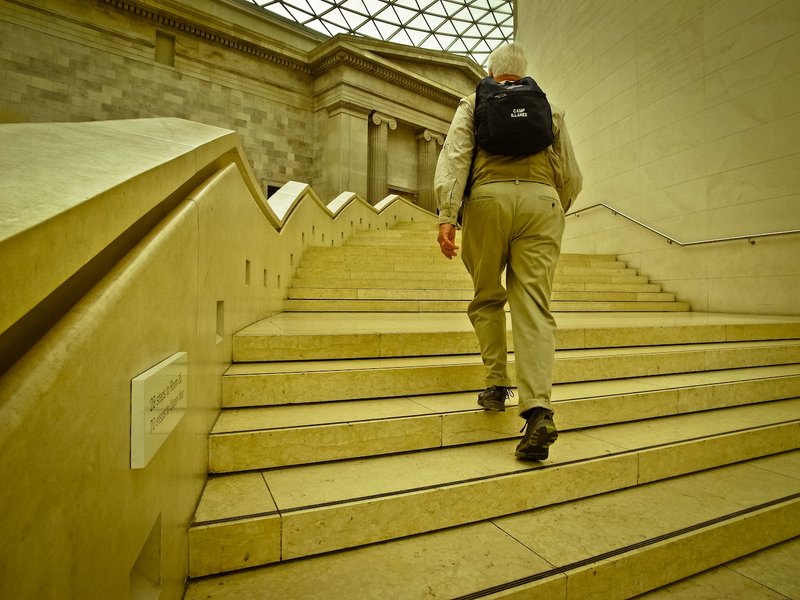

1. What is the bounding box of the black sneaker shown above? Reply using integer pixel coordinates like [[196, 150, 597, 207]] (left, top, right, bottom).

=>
[[515, 408, 558, 461], [477, 386, 513, 412]]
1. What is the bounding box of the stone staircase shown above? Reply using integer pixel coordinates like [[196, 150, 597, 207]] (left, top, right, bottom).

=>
[[284, 228, 690, 313], [184, 221, 800, 599]]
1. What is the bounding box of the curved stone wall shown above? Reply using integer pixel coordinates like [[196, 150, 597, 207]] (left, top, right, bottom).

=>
[[517, 0, 800, 315], [0, 117, 434, 600]]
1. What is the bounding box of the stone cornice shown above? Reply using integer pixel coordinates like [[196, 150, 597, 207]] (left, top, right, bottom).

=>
[[325, 100, 372, 118], [101, 0, 311, 74], [312, 48, 462, 108]]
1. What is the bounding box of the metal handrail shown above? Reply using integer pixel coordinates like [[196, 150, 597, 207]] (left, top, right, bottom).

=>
[[566, 202, 800, 247]]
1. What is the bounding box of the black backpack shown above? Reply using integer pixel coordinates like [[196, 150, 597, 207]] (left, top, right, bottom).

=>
[[473, 76, 554, 156]]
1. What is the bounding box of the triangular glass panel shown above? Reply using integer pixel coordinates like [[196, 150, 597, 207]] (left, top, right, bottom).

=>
[[419, 36, 442, 50], [341, 0, 369, 16], [472, 52, 489, 66], [406, 28, 431, 46], [476, 21, 497, 36], [441, 1, 465, 18], [407, 14, 430, 32], [448, 37, 469, 53], [393, 5, 417, 24], [362, 0, 387, 13], [425, 1, 449, 17], [285, 4, 315, 24], [344, 10, 370, 29], [355, 18, 386, 39], [260, 4, 294, 21], [469, 0, 494, 10], [422, 13, 446, 30], [387, 28, 414, 46], [323, 8, 351, 28], [295, 0, 320, 15], [434, 17, 458, 35], [460, 23, 482, 39], [305, 18, 334, 35], [435, 33, 457, 48], [372, 17, 401, 39]]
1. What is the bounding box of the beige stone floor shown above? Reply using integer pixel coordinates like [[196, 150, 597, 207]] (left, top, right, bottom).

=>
[[637, 535, 800, 599], [185, 452, 800, 599]]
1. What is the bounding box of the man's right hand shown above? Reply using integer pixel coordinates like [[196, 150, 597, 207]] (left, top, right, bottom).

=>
[[437, 223, 459, 260]]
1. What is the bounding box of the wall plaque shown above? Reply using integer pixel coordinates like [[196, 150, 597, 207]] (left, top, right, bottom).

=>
[[130, 352, 188, 469]]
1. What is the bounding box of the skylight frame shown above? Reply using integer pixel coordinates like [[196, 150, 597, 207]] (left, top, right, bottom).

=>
[[244, 0, 514, 67]]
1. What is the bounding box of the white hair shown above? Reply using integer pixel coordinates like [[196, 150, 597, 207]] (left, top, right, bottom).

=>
[[487, 43, 527, 77]]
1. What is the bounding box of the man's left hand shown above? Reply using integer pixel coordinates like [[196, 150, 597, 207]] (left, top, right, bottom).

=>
[[437, 223, 459, 260]]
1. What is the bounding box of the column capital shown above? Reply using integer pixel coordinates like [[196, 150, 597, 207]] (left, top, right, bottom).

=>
[[370, 111, 397, 130], [417, 129, 445, 145]]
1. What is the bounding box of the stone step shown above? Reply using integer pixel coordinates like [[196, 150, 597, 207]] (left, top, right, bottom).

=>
[[209, 365, 800, 472], [305, 244, 618, 258], [299, 246, 627, 271], [391, 220, 437, 231], [292, 264, 641, 279], [345, 239, 439, 248], [636, 535, 800, 598], [185, 452, 800, 598], [291, 272, 652, 288], [283, 298, 691, 312], [287, 287, 676, 302], [300, 251, 628, 270], [232, 314, 800, 362], [350, 229, 439, 239], [221, 339, 800, 407], [186, 399, 800, 577], [289, 280, 665, 293]]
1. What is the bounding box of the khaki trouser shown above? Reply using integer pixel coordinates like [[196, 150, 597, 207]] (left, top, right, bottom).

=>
[[461, 181, 565, 418]]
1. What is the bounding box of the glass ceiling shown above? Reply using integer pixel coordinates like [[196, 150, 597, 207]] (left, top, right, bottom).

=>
[[244, 0, 514, 67]]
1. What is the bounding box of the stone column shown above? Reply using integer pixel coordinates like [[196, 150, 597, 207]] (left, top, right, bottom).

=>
[[417, 129, 445, 213], [368, 111, 397, 204], [322, 101, 371, 201]]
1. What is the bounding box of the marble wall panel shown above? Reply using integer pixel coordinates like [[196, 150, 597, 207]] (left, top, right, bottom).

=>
[[582, 139, 639, 187], [706, 155, 800, 209], [638, 15, 704, 81], [704, 32, 800, 106], [708, 275, 800, 316], [704, 73, 800, 142], [592, 112, 641, 159], [639, 145, 707, 196], [592, 0, 638, 59], [638, 47, 705, 109], [639, 113, 705, 167], [703, 0, 783, 41], [636, 180, 708, 224], [704, 196, 800, 239], [584, 168, 641, 207], [703, 0, 800, 73], [637, 0, 704, 49], [705, 113, 800, 176], [593, 85, 639, 134], [592, 59, 640, 111]]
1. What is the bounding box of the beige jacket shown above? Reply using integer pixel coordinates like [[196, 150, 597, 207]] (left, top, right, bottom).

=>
[[434, 92, 583, 225]]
